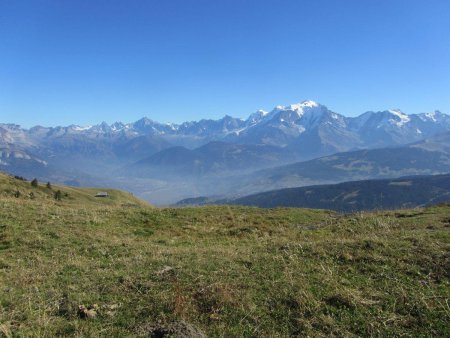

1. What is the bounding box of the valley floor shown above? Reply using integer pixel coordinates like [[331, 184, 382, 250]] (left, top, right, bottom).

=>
[[0, 193, 449, 336]]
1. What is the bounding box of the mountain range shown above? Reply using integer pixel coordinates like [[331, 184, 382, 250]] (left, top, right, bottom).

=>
[[1, 100, 450, 204]]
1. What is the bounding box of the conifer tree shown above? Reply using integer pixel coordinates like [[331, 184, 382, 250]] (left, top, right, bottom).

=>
[[54, 190, 62, 201]]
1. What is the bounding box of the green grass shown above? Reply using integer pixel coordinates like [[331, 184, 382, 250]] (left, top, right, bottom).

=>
[[0, 173, 449, 337]]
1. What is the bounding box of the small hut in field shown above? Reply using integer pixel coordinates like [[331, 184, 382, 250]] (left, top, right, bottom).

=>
[[95, 192, 108, 198]]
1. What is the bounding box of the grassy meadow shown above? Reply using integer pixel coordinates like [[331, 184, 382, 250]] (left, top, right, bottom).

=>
[[0, 173, 449, 337]]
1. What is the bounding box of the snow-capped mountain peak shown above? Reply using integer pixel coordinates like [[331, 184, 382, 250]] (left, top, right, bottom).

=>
[[387, 109, 410, 127], [418, 110, 444, 122], [256, 109, 269, 116], [269, 100, 324, 123], [274, 100, 319, 113], [298, 100, 319, 108], [246, 109, 269, 126]]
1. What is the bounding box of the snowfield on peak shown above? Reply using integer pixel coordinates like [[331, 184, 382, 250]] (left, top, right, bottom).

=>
[[388, 109, 411, 127], [72, 125, 93, 131]]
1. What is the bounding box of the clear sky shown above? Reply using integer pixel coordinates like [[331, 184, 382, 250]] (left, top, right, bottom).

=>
[[1, 0, 449, 127]]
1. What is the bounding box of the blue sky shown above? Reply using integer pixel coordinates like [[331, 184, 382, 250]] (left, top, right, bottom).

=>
[[1, 0, 449, 127]]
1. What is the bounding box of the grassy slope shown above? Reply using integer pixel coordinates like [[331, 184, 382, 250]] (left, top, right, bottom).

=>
[[0, 174, 449, 336]]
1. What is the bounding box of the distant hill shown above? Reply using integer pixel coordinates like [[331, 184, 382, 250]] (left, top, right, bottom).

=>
[[228, 174, 450, 212]]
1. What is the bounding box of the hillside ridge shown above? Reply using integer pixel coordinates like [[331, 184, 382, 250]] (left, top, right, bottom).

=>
[[0, 171, 150, 207]]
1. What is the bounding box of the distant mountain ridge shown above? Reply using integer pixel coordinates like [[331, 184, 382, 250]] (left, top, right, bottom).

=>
[[212, 133, 450, 196], [226, 174, 450, 212]]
